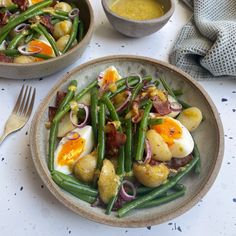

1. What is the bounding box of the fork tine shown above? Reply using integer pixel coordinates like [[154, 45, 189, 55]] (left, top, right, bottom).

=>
[[22, 86, 32, 116], [26, 88, 36, 118], [13, 85, 24, 113], [18, 85, 28, 115]]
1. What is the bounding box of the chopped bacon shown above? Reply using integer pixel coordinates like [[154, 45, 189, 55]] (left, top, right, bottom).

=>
[[105, 123, 126, 156], [55, 91, 67, 107], [0, 11, 11, 26], [152, 97, 172, 116], [0, 54, 13, 63], [12, 0, 29, 11], [48, 106, 57, 122], [167, 155, 193, 170], [40, 15, 54, 32]]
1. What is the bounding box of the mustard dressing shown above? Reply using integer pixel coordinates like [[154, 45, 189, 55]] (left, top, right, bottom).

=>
[[110, 0, 165, 21]]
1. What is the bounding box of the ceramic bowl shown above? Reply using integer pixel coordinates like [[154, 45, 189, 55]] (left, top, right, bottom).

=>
[[30, 55, 224, 227], [102, 0, 175, 37], [0, 0, 94, 80]]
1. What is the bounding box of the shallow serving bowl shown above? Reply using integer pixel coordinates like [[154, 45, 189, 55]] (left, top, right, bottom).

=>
[[30, 55, 224, 227], [0, 0, 94, 80], [102, 0, 175, 37]]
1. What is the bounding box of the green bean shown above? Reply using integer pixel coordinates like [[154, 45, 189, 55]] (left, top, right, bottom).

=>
[[124, 118, 132, 173], [148, 118, 163, 126], [178, 99, 192, 109], [154, 80, 160, 87], [55, 10, 69, 17], [0, 0, 53, 43], [0, 4, 18, 12], [91, 87, 98, 145], [193, 139, 201, 174], [96, 103, 106, 170], [140, 99, 150, 108], [25, 33, 34, 44], [106, 195, 118, 215], [8, 31, 29, 49], [129, 82, 143, 107], [0, 49, 19, 57], [173, 89, 183, 97], [53, 80, 97, 123], [137, 189, 186, 209], [52, 172, 96, 203], [172, 184, 186, 191], [48, 122, 58, 172], [0, 29, 11, 45], [160, 76, 176, 100], [117, 156, 199, 217], [135, 100, 152, 161], [32, 23, 60, 56], [78, 21, 84, 42], [51, 18, 61, 25], [62, 15, 79, 53], [33, 53, 53, 60], [57, 80, 77, 111]]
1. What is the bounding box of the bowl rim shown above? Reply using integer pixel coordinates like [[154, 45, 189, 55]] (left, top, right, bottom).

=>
[[0, 0, 94, 67], [101, 0, 175, 24], [30, 55, 224, 228]]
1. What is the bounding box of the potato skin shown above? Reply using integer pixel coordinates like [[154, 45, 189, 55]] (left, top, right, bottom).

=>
[[146, 129, 172, 161], [98, 159, 120, 204], [53, 20, 72, 40], [56, 35, 77, 52], [13, 56, 35, 64], [54, 2, 72, 12], [133, 163, 169, 188], [73, 152, 97, 183], [177, 107, 202, 132]]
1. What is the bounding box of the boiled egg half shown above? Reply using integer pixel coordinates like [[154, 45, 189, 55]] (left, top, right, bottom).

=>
[[152, 117, 194, 158], [54, 126, 94, 174]]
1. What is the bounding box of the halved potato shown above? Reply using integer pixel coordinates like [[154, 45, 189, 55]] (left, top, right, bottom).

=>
[[57, 113, 78, 137]]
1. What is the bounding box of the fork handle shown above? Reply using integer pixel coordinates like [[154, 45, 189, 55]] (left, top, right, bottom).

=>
[[0, 133, 8, 145]]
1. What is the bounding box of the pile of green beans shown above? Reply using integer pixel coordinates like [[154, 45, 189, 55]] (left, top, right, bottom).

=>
[[47, 73, 202, 218]]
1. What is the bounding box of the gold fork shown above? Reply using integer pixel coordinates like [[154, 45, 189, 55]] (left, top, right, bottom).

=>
[[0, 85, 36, 145]]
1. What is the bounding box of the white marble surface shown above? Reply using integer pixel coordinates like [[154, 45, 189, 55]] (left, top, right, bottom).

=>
[[0, 1, 235, 235]]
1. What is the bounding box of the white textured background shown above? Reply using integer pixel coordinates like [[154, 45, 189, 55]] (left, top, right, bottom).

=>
[[0, 1, 235, 235]]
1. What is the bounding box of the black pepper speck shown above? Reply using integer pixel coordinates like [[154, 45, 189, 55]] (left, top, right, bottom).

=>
[[232, 109, 236, 112], [221, 98, 228, 102], [68, 230, 71, 234], [1, 157, 4, 161], [177, 226, 182, 232], [147, 226, 151, 230], [20, 186, 23, 191], [233, 198, 236, 203]]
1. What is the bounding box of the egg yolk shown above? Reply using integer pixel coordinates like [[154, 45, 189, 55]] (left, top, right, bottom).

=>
[[153, 117, 182, 146], [57, 137, 85, 169], [28, 40, 53, 61], [31, 0, 43, 4], [102, 68, 120, 86]]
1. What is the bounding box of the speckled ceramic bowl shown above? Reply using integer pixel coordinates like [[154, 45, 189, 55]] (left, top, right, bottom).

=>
[[0, 0, 94, 80], [102, 0, 175, 37], [30, 56, 224, 227]]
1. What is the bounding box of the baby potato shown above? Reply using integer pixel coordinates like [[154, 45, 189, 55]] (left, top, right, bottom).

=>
[[98, 159, 120, 204], [146, 129, 172, 161], [177, 107, 203, 132], [133, 163, 169, 188], [56, 35, 77, 52], [54, 2, 72, 12], [53, 20, 72, 40], [13, 56, 35, 64], [73, 151, 97, 183]]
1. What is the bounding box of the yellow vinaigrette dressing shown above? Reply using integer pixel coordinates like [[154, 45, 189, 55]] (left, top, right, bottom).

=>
[[110, 0, 165, 21]]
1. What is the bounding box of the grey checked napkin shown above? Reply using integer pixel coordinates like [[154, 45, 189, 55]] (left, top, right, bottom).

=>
[[169, 0, 236, 79]]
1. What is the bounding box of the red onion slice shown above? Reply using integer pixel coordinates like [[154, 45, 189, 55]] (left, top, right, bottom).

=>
[[144, 139, 152, 164], [125, 74, 142, 89], [142, 83, 156, 91], [170, 102, 182, 112], [120, 180, 136, 201], [70, 103, 89, 128], [14, 23, 29, 33], [18, 45, 42, 55], [69, 8, 80, 19], [116, 90, 132, 112], [67, 131, 80, 140]]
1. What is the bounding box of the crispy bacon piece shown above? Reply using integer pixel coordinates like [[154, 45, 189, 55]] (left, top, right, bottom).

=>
[[105, 123, 126, 156], [0, 54, 13, 63], [55, 91, 67, 107], [0, 11, 11, 26], [167, 155, 193, 170], [152, 98, 172, 116], [12, 0, 29, 10], [48, 106, 57, 122], [40, 15, 54, 32]]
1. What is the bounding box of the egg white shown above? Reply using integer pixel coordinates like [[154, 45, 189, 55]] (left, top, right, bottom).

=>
[[54, 125, 94, 174], [168, 119, 194, 158]]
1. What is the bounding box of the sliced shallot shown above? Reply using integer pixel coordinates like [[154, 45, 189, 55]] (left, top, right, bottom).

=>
[[144, 139, 152, 164], [70, 103, 89, 128], [116, 90, 132, 112], [18, 45, 42, 55], [67, 131, 80, 140], [170, 102, 182, 112], [120, 180, 136, 201], [69, 8, 80, 19], [14, 23, 29, 33], [125, 74, 142, 89]]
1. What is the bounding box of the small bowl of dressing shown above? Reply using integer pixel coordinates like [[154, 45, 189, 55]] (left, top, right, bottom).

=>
[[102, 0, 175, 38]]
